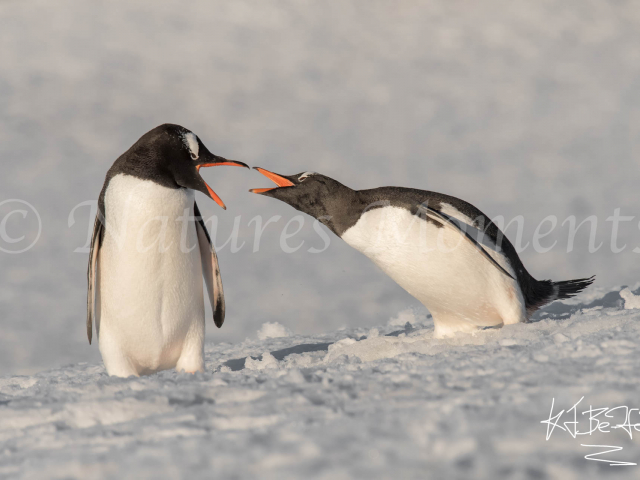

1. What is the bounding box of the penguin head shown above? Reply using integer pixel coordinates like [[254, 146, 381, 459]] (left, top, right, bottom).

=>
[[120, 124, 249, 209], [250, 167, 355, 231]]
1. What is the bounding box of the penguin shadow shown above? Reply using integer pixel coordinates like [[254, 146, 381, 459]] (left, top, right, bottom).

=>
[[222, 323, 418, 371], [222, 343, 332, 372], [385, 322, 418, 337], [528, 286, 635, 323]]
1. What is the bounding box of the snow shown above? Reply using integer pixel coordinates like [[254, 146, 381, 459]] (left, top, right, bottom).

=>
[[620, 288, 640, 310], [257, 322, 292, 340], [2, 287, 640, 479]]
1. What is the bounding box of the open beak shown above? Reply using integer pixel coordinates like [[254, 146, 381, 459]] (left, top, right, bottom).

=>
[[249, 167, 295, 194], [197, 158, 249, 209]]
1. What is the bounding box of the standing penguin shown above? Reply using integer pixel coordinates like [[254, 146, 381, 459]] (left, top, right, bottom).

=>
[[87, 124, 248, 377], [250, 168, 594, 338]]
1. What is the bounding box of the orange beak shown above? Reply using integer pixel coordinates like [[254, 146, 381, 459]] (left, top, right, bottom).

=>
[[249, 167, 295, 194], [196, 160, 249, 210]]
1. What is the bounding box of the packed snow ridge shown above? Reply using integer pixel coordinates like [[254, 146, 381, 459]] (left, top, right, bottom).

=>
[[1, 286, 640, 479]]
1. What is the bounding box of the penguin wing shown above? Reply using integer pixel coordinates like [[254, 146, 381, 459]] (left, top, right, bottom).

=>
[[418, 205, 515, 280], [86, 215, 103, 345], [194, 201, 225, 328]]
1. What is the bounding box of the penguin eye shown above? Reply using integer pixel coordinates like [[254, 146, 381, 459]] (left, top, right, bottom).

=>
[[182, 132, 200, 161], [298, 172, 316, 182]]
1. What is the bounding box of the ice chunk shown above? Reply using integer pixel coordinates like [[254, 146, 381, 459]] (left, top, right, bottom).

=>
[[256, 322, 292, 340]]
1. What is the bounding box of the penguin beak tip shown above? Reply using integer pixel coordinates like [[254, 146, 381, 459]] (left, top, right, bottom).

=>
[[251, 167, 295, 190]]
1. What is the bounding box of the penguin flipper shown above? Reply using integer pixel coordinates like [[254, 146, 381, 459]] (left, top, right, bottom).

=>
[[419, 205, 515, 281], [87, 215, 103, 345], [194, 202, 225, 328]]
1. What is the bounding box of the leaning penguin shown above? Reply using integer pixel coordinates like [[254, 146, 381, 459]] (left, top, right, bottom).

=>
[[87, 124, 248, 377], [250, 168, 594, 338]]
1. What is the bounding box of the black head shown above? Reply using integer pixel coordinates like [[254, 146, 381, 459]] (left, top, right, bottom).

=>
[[113, 123, 249, 209], [250, 167, 361, 235]]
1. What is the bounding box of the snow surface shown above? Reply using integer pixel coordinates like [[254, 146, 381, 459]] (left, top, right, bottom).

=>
[[2, 287, 640, 479], [256, 322, 292, 341]]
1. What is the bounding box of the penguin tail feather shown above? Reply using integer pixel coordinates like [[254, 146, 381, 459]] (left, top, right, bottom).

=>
[[553, 275, 596, 301], [525, 275, 595, 314]]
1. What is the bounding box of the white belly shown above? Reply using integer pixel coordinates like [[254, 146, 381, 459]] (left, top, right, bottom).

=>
[[341, 206, 526, 336], [97, 174, 204, 375]]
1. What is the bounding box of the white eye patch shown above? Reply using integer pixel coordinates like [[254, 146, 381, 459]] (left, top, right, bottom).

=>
[[298, 172, 316, 181], [182, 132, 199, 160]]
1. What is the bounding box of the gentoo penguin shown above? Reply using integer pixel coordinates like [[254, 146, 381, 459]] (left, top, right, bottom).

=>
[[87, 124, 248, 377], [250, 168, 594, 338]]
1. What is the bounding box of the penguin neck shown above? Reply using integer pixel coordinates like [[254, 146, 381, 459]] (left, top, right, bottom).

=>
[[319, 187, 368, 237], [108, 151, 178, 191]]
